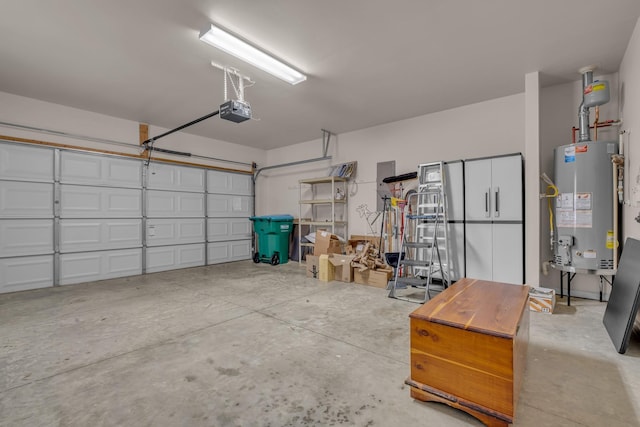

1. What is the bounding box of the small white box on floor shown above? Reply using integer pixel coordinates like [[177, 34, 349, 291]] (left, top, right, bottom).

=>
[[529, 287, 556, 313]]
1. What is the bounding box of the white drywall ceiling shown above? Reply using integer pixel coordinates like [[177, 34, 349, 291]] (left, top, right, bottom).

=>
[[1, 0, 639, 149]]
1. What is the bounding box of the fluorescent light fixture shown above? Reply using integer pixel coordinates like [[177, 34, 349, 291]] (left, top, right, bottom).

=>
[[199, 24, 307, 85]]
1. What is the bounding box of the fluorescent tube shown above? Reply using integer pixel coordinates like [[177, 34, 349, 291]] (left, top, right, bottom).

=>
[[199, 24, 307, 85]]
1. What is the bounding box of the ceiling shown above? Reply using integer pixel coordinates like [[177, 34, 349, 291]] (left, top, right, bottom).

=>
[[1, 1, 640, 150]]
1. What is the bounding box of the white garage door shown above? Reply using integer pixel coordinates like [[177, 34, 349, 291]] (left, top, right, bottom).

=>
[[0, 143, 55, 292], [206, 170, 253, 264], [0, 140, 255, 293], [145, 164, 206, 271], [58, 151, 143, 285]]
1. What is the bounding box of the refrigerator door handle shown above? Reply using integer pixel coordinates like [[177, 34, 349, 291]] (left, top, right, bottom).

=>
[[494, 187, 500, 217], [485, 189, 490, 218]]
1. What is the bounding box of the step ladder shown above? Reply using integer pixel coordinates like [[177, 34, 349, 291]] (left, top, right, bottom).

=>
[[388, 162, 451, 303]]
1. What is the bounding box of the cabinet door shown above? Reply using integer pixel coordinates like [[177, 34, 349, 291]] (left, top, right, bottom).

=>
[[492, 223, 523, 284], [491, 156, 522, 221], [465, 223, 492, 281], [464, 159, 492, 220]]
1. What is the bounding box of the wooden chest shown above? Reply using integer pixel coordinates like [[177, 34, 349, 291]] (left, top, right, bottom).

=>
[[407, 278, 529, 426]]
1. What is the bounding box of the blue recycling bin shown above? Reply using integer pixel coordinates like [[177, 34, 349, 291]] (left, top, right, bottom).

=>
[[249, 214, 294, 265]]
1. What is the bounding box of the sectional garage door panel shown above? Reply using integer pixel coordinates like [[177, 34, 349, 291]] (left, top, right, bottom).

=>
[[0, 143, 54, 182], [147, 163, 205, 193], [207, 194, 252, 217], [0, 140, 256, 293], [60, 152, 142, 188], [59, 219, 142, 253], [147, 218, 205, 246], [60, 185, 142, 218], [207, 240, 251, 264], [207, 218, 252, 241], [59, 249, 142, 285], [146, 191, 205, 218], [146, 243, 206, 273], [0, 255, 54, 292], [206, 170, 252, 195], [0, 182, 54, 218], [0, 220, 54, 257]]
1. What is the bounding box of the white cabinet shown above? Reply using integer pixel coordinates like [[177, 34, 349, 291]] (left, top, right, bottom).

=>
[[464, 154, 523, 284], [465, 155, 522, 221]]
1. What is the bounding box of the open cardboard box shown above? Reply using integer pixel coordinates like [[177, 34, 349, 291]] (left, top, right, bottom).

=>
[[329, 254, 356, 282], [346, 234, 379, 255], [314, 230, 342, 256], [353, 266, 393, 288]]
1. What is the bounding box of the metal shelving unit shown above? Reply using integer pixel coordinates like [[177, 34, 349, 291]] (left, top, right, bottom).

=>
[[298, 176, 348, 259]]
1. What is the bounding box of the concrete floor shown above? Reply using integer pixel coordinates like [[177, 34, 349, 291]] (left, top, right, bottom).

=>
[[1, 261, 639, 427]]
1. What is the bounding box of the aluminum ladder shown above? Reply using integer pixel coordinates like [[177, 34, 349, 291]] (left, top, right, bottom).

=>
[[388, 162, 451, 303]]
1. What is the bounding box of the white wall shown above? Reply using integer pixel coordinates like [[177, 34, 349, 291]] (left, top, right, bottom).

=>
[[619, 16, 640, 240], [0, 91, 264, 170], [258, 93, 525, 236]]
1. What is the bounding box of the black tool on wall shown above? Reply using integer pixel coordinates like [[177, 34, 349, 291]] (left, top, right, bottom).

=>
[[603, 237, 640, 354]]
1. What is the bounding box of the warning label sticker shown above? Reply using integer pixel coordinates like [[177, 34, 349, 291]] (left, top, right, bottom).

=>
[[575, 193, 592, 210], [564, 146, 576, 163], [606, 230, 616, 249], [556, 208, 593, 228], [557, 193, 573, 209]]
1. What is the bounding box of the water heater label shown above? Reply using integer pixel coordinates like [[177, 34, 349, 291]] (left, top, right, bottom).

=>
[[564, 146, 576, 163], [557, 193, 574, 209], [606, 230, 617, 249], [575, 193, 592, 210]]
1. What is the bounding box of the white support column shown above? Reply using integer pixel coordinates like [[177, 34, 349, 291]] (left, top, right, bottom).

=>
[[525, 71, 541, 287]]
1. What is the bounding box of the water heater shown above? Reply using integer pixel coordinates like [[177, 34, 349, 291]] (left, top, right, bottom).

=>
[[553, 141, 617, 270]]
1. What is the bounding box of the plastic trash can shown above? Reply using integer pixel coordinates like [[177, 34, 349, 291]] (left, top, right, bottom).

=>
[[249, 214, 294, 265]]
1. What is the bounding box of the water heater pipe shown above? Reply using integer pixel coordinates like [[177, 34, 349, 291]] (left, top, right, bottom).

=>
[[613, 157, 619, 269], [578, 68, 594, 143]]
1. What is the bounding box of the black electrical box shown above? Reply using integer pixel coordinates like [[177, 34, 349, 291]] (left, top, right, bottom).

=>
[[220, 100, 252, 123]]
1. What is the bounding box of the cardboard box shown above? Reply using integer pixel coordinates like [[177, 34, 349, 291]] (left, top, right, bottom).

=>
[[319, 254, 335, 282], [314, 230, 342, 256], [329, 254, 356, 282], [346, 235, 379, 255], [306, 255, 320, 279], [353, 267, 393, 288], [529, 287, 556, 313]]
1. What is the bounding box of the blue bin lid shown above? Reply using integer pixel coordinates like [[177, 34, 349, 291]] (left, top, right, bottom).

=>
[[249, 214, 294, 221]]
